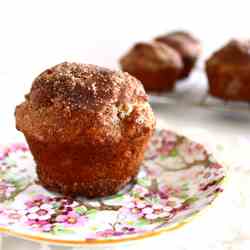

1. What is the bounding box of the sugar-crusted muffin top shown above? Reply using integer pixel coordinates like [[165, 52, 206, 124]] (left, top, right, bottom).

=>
[[28, 62, 147, 111], [16, 62, 155, 143]]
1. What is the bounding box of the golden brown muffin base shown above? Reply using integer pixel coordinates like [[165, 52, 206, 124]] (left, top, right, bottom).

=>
[[206, 65, 250, 101], [26, 132, 151, 198], [124, 68, 180, 92]]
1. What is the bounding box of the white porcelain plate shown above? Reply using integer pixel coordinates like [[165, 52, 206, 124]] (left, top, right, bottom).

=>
[[0, 129, 226, 246]]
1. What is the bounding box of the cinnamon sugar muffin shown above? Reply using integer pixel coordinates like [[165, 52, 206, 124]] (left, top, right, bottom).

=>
[[15, 62, 155, 198], [155, 31, 201, 79], [120, 42, 183, 92], [206, 39, 250, 101]]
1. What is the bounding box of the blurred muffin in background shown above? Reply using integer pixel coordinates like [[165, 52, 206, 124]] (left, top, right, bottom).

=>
[[120, 41, 183, 92], [206, 39, 250, 101], [155, 31, 202, 79]]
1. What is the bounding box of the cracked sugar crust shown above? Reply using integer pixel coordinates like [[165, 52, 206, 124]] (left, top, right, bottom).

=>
[[15, 62, 155, 144], [28, 62, 148, 110]]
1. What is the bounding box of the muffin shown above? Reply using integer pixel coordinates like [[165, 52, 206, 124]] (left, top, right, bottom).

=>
[[155, 31, 201, 79], [206, 39, 250, 101], [15, 62, 155, 198], [120, 41, 183, 92]]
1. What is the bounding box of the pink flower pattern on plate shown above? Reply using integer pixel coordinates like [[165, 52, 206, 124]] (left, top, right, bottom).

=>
[[0, 129, 225, 241], [0, 181, 16, 199], [55, 211, 87, 227]]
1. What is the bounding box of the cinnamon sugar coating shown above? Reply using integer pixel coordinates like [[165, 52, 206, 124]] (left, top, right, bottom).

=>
[[15, 62, 155, 197], [206, 39, 250, 101]]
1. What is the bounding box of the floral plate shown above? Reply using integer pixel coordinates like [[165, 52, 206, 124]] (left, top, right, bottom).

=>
[[0, 129, 225, 246]]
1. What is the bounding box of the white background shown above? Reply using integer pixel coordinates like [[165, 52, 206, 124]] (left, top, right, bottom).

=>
[[1, 0, 250, 73]]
